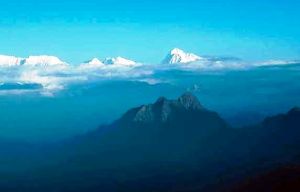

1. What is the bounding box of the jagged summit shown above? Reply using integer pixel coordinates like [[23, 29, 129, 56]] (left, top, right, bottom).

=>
[[178, 92, 203, 110], [85, 58, 103, 65], [170, 48, 185, 55], [120, 92, 206, 124], [102, 56, 137, 66], [162, 48, 203, 64], [79, 56, 138, 69]]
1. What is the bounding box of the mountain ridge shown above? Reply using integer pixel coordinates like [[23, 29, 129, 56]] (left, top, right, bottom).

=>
[[0, 55, 67, 67], [120, 92, 205, 124], [0, 50, 298, 68], [0, 93, 299, 192]]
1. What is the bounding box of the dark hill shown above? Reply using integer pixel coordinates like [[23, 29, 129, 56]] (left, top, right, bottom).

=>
[[0, 94, 299, 192]]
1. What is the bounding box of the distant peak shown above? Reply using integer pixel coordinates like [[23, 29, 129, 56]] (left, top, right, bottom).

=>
[[79, 58, 104, 69], [22, 55, 66, 66], [89, 58, 101, 62], [162, 48, 203, 64], [102, 57, 137, 66], [170, 48, 185, 55], [0, 55, 67, 67], [0, 55, 23, 67], [85, 58, 104, 65]]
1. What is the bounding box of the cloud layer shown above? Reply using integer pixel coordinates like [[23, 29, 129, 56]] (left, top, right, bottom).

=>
[[0, 49, 298, 96]]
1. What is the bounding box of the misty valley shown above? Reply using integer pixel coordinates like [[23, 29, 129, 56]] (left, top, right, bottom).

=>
[[0, 91, 299, 191]]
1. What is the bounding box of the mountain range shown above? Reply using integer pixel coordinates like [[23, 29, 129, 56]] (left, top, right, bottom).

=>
[[0, 93, 299, 191], [0, 55, 67, 67], [162, 48, 204, 64], [0, 48, 207, 67], [0, 55, 138, 68], [0, 49, 298, 68]]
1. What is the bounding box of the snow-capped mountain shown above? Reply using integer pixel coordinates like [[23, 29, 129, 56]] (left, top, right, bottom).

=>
[[162, 48, 203, 64], [0, 55, 67, 67], [22, 55, 67, 67], [79, 58, 104, 69], [0, 55, 23, 67], [86, 58, 104, 66], [102, 57, 137, 66]]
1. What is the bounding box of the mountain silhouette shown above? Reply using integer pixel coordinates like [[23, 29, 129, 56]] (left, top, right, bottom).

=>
[[119, 92, 204, 124], [114, 92, 228, 134], [18, 93, 235, 192], [0, 94, 299, 192]]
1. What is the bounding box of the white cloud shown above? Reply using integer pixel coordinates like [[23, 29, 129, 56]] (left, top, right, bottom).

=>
[[254, 60, 300, 67], [0, 55, 152, 95], [0, 51, 298, 96], [0, 89, 38, 96], [158, 59, 248, 72], [137, 78, 166, 85]]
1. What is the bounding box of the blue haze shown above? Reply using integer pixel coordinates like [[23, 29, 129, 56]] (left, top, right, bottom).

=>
[[0, 0, 299, 63], [0, 65, 300, 141]]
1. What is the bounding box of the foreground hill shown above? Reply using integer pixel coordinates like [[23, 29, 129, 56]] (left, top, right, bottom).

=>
[[230, 165, 300, 192]]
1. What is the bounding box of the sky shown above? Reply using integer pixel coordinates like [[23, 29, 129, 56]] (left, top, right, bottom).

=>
[[0, 0, 299, 64]]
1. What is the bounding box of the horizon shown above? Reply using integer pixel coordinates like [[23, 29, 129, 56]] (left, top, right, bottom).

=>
[[0, 0, 299, 63], [0, 47, 298, 65]]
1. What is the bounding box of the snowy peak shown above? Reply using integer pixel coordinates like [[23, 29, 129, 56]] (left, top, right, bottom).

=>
[[170, 48, 186, 55], [103, 57, 137, 66], [22, 55, 66, 67], [162, 48, 203, 64], [87, 58, 103, 65], [83, 58, 104, 66], [79, 56, 137, 69], [0, 55, 23, 67], [0, 55, 67, 67], [78, 58, 105, 70]]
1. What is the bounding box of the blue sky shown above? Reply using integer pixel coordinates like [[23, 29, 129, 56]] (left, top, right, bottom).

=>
[[0, 0, 299, 64]]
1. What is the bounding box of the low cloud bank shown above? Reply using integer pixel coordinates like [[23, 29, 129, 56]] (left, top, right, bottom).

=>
[[0, 51, 297, 96]]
